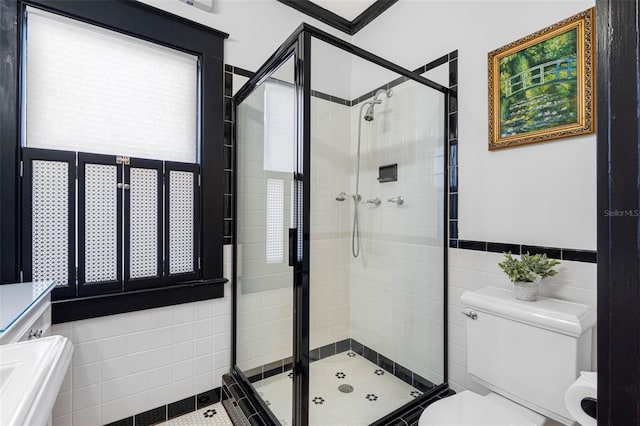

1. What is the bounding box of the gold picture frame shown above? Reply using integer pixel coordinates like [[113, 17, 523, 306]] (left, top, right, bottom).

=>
[[488, 8, 595, 150]]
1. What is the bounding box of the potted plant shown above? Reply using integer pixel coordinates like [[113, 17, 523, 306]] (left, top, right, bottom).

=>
[[498, 252, 561, 301]]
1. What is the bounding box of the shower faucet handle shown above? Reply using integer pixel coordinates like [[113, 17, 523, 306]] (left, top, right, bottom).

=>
[[365, 198, 381, 206], [387, 196, 404, 206]]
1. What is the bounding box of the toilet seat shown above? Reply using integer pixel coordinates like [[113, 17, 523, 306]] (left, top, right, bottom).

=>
[[418, 391, 544, 426]]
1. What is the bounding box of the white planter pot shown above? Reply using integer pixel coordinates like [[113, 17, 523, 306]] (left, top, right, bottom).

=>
[[513, 281, 540, 301]]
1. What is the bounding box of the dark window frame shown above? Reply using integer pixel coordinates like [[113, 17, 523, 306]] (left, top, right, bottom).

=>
[[0, 0, 229, 323]]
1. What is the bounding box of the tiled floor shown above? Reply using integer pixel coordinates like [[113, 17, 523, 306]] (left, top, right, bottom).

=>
[[254, 351, 420, 426], [159, 403, 233, 426]]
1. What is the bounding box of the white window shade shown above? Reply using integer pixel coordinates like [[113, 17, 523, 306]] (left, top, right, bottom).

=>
[[24, 7, 198, 163], [264, 81, 294, 173]]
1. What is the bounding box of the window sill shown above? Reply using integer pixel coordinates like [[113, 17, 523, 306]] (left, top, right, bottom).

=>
[[51, 278, 227, 324]]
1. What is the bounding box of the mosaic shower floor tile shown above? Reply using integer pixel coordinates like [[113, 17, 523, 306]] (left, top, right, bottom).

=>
[[159, 403, 233, 426], [254, 352, 418, 426]]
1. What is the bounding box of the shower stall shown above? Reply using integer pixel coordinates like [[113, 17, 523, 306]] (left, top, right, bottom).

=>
[[232, 24, 448, 426]]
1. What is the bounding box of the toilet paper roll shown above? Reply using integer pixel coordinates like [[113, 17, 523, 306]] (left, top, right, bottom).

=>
[[564, 372, 597, 426]]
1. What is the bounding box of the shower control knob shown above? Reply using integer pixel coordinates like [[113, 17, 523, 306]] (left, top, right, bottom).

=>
[[365, 198, 381, 206], [387, 196, 404, 206]]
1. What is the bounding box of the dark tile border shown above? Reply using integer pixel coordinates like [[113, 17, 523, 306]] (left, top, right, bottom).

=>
[[104, 417, 133, 426], [244, 337, 436, 394], [456, 239, 597, 263], [134, 406, 165, 426], [105, 387, 222, 426], [222, 373, 268, 426]]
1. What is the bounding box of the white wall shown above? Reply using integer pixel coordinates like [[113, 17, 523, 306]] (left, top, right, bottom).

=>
[[50, 248, 232, 426]]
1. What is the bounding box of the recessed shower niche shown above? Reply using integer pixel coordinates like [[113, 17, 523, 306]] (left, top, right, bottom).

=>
[[231, 24, 449, 425]]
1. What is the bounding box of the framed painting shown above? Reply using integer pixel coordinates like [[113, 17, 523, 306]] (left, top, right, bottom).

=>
[[488, 8, 595, 150]]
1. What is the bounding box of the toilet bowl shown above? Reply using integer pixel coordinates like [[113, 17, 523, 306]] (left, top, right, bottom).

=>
[[418, 391, 545, 426]]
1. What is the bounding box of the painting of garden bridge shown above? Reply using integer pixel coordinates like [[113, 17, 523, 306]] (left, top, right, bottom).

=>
[[499, 28, 578, 137]]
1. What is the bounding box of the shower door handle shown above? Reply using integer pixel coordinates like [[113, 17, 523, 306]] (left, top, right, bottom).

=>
[[288, 228, 298, 266]]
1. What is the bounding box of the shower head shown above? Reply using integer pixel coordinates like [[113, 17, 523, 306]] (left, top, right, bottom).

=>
[[363, 101, 379, 122], [362, 88, 392, 122]]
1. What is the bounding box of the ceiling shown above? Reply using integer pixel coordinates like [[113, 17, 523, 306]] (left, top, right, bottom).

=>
[[308, 0, 378, 21], [276, 0, 398, 35]]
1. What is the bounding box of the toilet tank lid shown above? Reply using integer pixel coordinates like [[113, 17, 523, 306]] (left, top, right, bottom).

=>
[[460, 287, 596, 337]]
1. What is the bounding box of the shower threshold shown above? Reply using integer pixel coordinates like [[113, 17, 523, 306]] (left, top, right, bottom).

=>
[[254, 351, 423, 426]]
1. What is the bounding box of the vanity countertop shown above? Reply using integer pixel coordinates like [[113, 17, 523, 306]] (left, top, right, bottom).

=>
[[0, 281, 55, 334]]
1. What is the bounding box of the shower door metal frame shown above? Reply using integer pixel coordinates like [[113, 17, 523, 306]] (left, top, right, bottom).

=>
[[232, 29, 305, 426], [232, 23, 450, 426]]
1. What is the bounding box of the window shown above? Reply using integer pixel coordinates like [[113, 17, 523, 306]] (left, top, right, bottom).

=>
[[263, 81, 295, 265], [0, 0, 228, 321], [22, 8, 203, 298], [264, 81, 295, 173], [24, 7, 199, 162]]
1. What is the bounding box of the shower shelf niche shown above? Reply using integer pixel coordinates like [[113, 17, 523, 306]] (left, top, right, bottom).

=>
[[377, 163, 398, 182]]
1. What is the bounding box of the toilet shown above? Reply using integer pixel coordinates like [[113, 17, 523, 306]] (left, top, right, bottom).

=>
[[420, 286, 596, 426]]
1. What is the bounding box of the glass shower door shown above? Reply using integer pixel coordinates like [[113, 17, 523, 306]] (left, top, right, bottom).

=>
[[234, 54, 298, 425]]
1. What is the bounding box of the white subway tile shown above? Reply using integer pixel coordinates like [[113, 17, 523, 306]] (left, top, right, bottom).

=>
[[172, 322, 194, 344], [214, 314, 231, 335], [194, 354, 214, 376], [213, 349, 230, 371], [150, 326, 173, 348], [126, 330, 151, 354], [101, 377, 130, 403], [173, 341, 195, 362], [449, 323, 466, 348], [52, 414, 72, 426], [72, 384, 101, 412], [173, 359, 194, 382], [59, 366, 72, 393], [72, 405, 101, 426], [194, 373, 214, 395], [101, 356, 128, 382], [125, 310, 151, 334], [98, 335, 127, 361], [147, 365, 173, 389], [194, 318, 214, 339], [173, 304, 195, 324], [149, 384, 172, 409], [214, 332, 231, 351], [73, 316, 126, 343], [150, 345, 173, 369], [100, 396, 135, 426], [194, 300, 214, 320], [127, 350, 151, 374], [72, 362, 101, 388], [172, 378, 194, 402], [52, 390, 71, 418], [149, 307, 174, 328], [72, 341, 102, 366]]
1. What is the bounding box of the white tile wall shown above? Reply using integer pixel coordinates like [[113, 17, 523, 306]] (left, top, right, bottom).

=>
[[447, 248, 597, 394], [309, 96, 351, 350], [348, 79, 446, 385], [51, 247, 233, 426]]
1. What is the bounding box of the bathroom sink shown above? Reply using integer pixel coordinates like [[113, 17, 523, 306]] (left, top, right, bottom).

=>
[[0, 335, 73, 425]]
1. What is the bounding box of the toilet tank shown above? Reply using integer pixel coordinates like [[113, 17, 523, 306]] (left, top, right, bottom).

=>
[[461, 287, 596, 426]]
